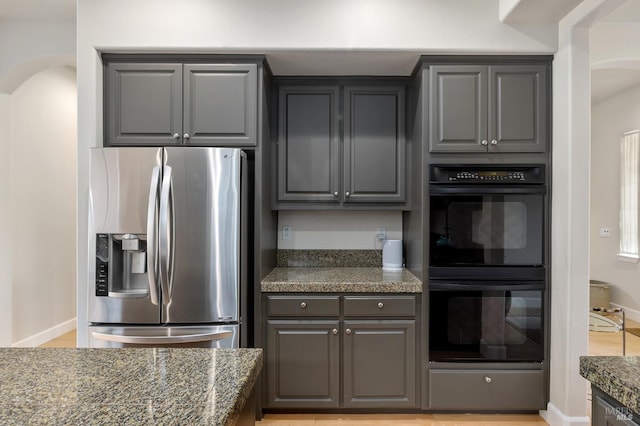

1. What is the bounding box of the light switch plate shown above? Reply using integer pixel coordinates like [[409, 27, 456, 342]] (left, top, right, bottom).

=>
[[600, 227, 611, 238], [282, 226, 292, 240]]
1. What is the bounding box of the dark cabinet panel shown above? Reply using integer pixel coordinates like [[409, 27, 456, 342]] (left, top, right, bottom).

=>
[[344, 86, 406, 203], [429, 66, 487, 152], [276, 83, 408, 208], [184, 64, 257, 146], [429, 63, 547, 153], [591, 386, 639, 426], [429, 369, 545, 410], [106, 63, 183, 146], [266, 320, 340, 408], [105, 61, 258, 147], [343, 320, 416, 408], [277, 86, 340, 202]]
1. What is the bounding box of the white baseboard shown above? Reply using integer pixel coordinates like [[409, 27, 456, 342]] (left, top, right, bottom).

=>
[[12, 318, 76, 348], [610, 302, 640, 323], [542, 403, 590, 426]]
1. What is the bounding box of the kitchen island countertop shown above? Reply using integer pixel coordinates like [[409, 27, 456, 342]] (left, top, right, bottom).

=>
[[0, 347, 262, 425], [261, 267, 422, 293], [580, 355, 640, 415]]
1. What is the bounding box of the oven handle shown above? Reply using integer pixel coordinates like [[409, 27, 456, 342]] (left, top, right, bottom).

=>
[[429, 282, 546, 291], [429, 185, 546, 195]]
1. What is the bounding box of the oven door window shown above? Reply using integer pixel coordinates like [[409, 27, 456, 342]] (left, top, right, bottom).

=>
[[429, 285, 544, 362], [429, 194, 543, 266]]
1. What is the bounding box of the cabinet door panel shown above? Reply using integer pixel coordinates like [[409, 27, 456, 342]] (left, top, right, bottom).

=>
[[183, 64, 257, 146], [278, 86, 340, 202], [105, 63, 182, 146], [266, 320, 340, 408], [344, 86, 406, 203], [429, 66, 487, 152], [343, 320, 416, 408], [489, 65, 546, 153]]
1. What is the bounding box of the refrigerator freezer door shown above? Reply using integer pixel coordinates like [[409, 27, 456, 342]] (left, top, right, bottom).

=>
[[89, 325, 240, 348], [161, 147, 241, 323], [89, 148, 163, 324]]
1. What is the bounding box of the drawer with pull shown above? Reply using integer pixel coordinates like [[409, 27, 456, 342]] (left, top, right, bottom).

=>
[[267, 295, 340, 317], [343, 295, 416, 317]]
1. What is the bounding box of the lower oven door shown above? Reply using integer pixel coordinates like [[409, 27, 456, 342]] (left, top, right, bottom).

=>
[[429, 281, 545, 362]]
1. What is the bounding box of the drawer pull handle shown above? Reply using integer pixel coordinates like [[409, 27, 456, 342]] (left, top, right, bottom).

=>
[[300, 302, 307, 309], [332, 328, 338, 335], [484, 376, 492, 384], [377, 302, 384, 309], [346, 328, 352, 335]]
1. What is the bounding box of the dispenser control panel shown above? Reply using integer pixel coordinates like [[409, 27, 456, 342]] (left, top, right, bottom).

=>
[[95, 234, 109, 296]]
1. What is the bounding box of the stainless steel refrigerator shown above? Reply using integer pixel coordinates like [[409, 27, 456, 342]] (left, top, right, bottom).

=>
[[88, 147, 248, 348]]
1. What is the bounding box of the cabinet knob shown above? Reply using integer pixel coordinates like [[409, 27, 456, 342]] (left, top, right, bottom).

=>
[[491, 139, 498, 145], [345, 192, 351, 198], [334, 192, 339, 197], [345, 328, 352, 335], [332, 328, 338, 335], [377, 302, 384, 309], [183, 133, 190, 140], [300, 302, 307, 309], [172, 133, 180, 140], [484, 376, 492, 384], [481, 140, 488, 146]]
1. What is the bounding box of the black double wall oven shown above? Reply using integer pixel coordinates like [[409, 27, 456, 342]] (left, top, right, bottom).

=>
[[428, 164, 546, 363]]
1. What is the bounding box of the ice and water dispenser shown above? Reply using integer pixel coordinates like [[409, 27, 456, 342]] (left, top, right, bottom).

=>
[[95, 233, 148, 297]]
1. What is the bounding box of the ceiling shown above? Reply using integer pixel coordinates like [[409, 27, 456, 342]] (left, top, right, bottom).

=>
[[2, 0, 640, 103]]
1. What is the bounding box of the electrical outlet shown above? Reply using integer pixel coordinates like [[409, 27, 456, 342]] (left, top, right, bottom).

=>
[[600, 227, 611, 238], [282, 226, 292, 240], [377, 227, 387, 241]]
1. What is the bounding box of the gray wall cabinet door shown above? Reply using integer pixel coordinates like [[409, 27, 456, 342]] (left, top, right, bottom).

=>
[[183, 64, 257, 146], [429, 63, 547, 153], [489, 65, 546, 153], [429, 65, 487, 152], [106, 63, 183, 146], [266, 320, 340, 408], [277, 86, 341, 202], [343, 320, 416, 408], [343, 86, 407, 204]]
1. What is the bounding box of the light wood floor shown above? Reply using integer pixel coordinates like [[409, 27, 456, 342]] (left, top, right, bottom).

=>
[[40, 319, 636, 425]]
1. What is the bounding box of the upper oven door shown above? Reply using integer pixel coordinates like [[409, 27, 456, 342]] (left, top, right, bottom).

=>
[[429, 185, 545, 269]]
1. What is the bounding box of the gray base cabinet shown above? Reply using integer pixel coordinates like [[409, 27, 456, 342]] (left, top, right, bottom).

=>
[[263, 294, 418, 410], [105, 60, 258, 147], [591, 386, 640, 426], [276, 83, 407, 209], [428, 369, 545, 410], [429, 62, 548, 153]]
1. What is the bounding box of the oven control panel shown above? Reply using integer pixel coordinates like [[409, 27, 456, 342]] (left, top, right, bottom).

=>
[[430, 165, 545, 184]]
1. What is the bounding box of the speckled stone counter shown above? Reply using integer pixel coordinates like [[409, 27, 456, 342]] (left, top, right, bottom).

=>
[[0, 348, 262, 425], [261, 267, 422, 293], [580, 356, 640, 415]]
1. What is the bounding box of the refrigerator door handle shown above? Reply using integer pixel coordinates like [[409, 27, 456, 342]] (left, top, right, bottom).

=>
[[91, 330, 233, 345], [159, 165, 173, 305], [146, 166, 161, 305]]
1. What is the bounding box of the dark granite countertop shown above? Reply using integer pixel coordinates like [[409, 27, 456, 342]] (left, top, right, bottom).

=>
[[0, 347, 262, 425], [261, 267, 422, 293], [580, 355, 640, 414]]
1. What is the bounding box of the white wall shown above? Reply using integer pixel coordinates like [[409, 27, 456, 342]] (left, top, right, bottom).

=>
[[0, 19, 76, 93], [277, 211, 402, 250], [0, 94, 11, 346], [9, 66, 77, 345], [591, 85, 640, 314]]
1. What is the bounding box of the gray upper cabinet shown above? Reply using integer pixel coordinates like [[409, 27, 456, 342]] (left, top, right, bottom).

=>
[[106, 63, 183, 146], [429, 64, 547, 153], [105, 61, 258, 147], [277, 86, 341, 203], [276, 83, 407, 208], [343, 86, 406, 204]]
